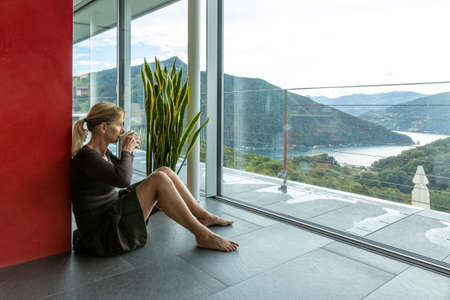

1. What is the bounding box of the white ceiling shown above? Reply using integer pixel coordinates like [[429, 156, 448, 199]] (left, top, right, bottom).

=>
[[73, 0, 177, 44], [73, 0, 87, 8]]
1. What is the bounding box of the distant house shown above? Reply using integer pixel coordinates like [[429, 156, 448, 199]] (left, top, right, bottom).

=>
[[316, 162, 330, 169], [75, 86, 89, 97], [73, 73, 89, 81]]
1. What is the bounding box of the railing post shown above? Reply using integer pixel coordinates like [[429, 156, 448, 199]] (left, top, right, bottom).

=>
[[412, 165, 430, 209], [278, 89, 288, 193]]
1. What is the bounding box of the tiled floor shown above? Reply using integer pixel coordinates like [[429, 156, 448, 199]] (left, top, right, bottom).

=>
[[1, 197, 449, 300], [2, 152, 449, 299]]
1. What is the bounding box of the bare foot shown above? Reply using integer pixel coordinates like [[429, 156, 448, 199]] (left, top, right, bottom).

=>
[[198, 213, 234, 227], [196, 232, 239, 252]]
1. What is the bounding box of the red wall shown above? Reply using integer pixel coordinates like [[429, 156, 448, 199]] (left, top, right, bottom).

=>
[[0, 0, 72, 268]]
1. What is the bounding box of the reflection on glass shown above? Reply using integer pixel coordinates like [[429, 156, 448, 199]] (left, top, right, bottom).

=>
[[72, 0, 117, 126], [129, 0, 188, 174], [129, 0, 207, 187], [223, 88, 283, 175]]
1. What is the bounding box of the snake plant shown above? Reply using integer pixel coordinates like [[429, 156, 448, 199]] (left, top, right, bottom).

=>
[[141, 57, 209, 175]]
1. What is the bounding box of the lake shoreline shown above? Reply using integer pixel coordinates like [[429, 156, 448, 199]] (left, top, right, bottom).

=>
[[240, 131, 450, 167]]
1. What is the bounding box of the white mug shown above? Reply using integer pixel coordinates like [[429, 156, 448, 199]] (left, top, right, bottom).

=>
[[120, 130, 136, 141]]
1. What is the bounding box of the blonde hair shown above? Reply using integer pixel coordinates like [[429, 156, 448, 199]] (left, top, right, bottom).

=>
[[71, 102, 125, 157]]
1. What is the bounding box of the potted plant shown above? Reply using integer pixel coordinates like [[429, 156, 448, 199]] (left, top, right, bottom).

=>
[[141, 57, 209, 176]]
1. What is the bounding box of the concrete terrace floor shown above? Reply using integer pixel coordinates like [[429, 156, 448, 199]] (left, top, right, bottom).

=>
[[215, 167, 450, 265], [1, 153, 449, 299]]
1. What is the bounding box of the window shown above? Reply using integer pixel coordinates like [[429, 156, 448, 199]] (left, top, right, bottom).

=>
[[223, 0, 450, 265]]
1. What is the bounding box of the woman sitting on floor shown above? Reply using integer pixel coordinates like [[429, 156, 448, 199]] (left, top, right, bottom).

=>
[[70, 102, 239, 256]]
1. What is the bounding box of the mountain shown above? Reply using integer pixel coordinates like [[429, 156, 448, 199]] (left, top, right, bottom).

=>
[[219, 75, 413, 149], [360, 92, 450, 134], [312, 92, 425, 116], [75, 57, 414, 149]]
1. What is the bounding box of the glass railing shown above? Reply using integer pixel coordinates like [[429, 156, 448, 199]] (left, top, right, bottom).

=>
[[221, 82, 450, 267]]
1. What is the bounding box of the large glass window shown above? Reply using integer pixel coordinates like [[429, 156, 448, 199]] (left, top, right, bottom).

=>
[[73, 0, 118, 119], [223, 0, 450, 266], [129, 0, 188, 175], [129, 0, 207, 190], [73, 0, 118, 157], [73, 0, 207, 188]]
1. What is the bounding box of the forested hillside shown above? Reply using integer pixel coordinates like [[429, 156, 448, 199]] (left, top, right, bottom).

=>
[[74, 57, 413, 149], [360, 92, 450, 134], [313, 91, 424, 116]]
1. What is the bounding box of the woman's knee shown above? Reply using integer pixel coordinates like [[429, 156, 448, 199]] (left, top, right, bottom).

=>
[[137, 171, 170, 198], [146, 170, 170, 184], [156, 166, 173, 175]]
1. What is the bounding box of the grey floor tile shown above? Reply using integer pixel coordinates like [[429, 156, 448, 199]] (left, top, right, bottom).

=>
[[417, 209, 450, 223], [120, 218, 195, 267], [223, 182, 276, 196], [225, 208, 280, 227], [222, 169, 261, 181], [48, 256, 225, 300], [322, 241, 410, 275], [200, 198, 279, 227], [364, 266, 450, 300], [367, 215, 450, 261], [310, 202, 409, 236], [121, 211, 261, 267], [207, 248, 394, 300], [0, 252, 134, 300], [179, 222, 332, 285], [208, 213, 262, 238], [444, 255, 450, 264], [266, 198, 352, 219], [362, 199, 421, 215], [229, 189, 289, 207]]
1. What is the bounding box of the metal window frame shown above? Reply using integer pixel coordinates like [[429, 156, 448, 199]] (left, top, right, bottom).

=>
[[206, 0, 223, 197], [212, 0, 450, 276]]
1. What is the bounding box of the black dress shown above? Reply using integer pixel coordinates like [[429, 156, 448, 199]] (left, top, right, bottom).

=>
[[70, 145, 147, 257]]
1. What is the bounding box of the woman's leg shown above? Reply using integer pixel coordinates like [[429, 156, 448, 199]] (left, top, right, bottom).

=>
[[156, 166, 233, 226], [135, 171, 239, 252]]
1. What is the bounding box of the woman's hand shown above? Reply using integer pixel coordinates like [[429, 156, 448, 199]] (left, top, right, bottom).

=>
[[121, 131, 141, 153]]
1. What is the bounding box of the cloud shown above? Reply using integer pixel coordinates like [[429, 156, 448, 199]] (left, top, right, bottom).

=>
[[129, 0, 206, 68], [72, 0, 450, 95], [131, 1, 188, 52], [131, 58, 144, 66], [221, 0, 450, 95], [93, 29, 116, 46], [75, 60, 100, 66], [73, 53, 89, 59]]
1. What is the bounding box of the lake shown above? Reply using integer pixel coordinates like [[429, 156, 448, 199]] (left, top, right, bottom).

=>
[[246, 131, 450, 167]]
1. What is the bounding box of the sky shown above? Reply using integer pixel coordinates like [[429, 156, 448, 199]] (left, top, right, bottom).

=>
[[73, 0, 450, 97]]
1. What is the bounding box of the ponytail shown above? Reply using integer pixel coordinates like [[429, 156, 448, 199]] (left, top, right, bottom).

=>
[[71, 119, 89, 157]]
